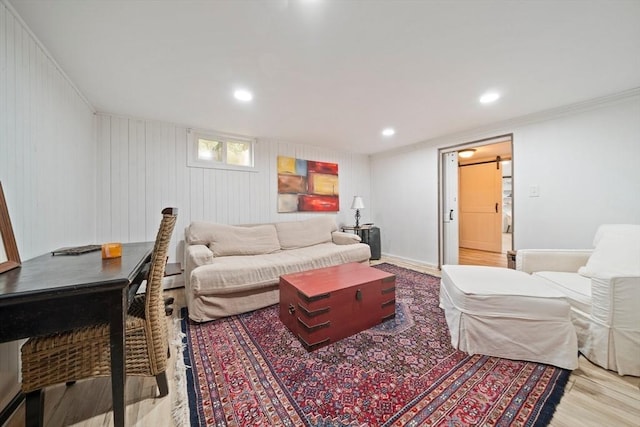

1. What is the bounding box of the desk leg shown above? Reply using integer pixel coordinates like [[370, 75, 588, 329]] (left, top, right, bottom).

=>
[[25, 391, 43, 427], [109, 289, 127, 427]]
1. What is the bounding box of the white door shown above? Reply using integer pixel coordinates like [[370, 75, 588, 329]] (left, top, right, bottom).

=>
[[442, 152, 459, 265]]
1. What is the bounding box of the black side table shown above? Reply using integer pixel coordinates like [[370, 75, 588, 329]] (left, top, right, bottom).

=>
[[507, 250, 517, 269]]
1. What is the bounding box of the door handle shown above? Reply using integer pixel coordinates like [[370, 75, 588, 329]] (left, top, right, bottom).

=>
[[449, 209, 454, 221], [495, 203, 499, 213]]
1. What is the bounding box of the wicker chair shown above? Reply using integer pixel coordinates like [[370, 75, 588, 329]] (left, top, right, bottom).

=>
[[20, 207, 178, 423]]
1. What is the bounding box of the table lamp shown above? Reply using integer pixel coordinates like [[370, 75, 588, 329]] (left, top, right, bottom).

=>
[[351, 196, 365, 228]]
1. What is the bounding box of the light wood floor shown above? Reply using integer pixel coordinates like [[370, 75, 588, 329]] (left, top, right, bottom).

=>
[[459, 247, 508, 268], [5, 258, 640, 426], [458, 232, 512, 268]]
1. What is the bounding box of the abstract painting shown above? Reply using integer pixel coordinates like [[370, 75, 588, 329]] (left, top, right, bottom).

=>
[[277, 156, 339, 212]]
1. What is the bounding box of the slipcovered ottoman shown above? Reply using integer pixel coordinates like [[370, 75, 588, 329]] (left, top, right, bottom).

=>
[[439, 265, 578, 370]]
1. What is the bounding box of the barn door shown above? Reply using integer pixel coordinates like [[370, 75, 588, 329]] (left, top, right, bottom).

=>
[[459, 161, 502, 252]]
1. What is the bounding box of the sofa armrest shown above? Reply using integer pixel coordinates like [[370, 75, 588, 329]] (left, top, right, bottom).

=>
[[184, 244, 214, 286], [332, 231, 361, 245], [516, 249, 592, 274], [591, 275, 640, 324]]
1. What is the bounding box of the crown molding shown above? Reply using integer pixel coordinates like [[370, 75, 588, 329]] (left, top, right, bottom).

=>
[[373, 87, 640, 158], [479, 87, 640, 132]]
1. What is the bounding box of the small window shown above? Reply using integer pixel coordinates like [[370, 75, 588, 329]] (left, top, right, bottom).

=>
[[226, 140, 252, 166], [197, 138, 222, 162], [188, 130, 255, 171]]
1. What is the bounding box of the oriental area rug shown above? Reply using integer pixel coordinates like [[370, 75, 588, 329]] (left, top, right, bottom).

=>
[[173, 263, 569, 426]]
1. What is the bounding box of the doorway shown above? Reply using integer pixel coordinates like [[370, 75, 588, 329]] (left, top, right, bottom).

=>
[[439, 135, 513, 268]]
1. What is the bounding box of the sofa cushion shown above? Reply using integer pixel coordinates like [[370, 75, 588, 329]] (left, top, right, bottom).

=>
[[209, 224, 281, 257], [188, 242, 370, 296], [275, 217, 337, 249], [578, 231, 640, 279], [533, 271, 592, 316], [592, 224, 640, 247], [185, 221, 217, 245], [440, 265, 571, 320], [185, 221, 280, 256]]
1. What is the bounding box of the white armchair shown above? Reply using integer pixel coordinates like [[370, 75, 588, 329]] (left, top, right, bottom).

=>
[[516, 224, 640, 376]]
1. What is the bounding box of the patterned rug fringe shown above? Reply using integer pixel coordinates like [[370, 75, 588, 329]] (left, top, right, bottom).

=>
[[529, 365, 571, 426], [171, 315, 190, 427]]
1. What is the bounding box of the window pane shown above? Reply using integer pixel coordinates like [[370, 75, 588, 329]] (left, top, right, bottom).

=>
[[198, 138, 222, 161], [226, 141, 251, 166]]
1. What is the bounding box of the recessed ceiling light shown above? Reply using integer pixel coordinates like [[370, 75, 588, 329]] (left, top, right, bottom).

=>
[[234, 89, 253, 102], [479, 91, 500, 104], [382, 128, 395, 136]]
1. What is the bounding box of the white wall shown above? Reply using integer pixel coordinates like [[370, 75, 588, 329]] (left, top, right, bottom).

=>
[[514, 97, 640, 248], [0, 1, 96, 411], [0, 4, 96, 259], [371, 92, 640, 267], [95, 114, 371, 264], [369, 147, 437, 265]]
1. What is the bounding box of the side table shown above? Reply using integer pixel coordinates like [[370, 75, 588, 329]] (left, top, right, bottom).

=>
[[341, 225, 381, 260], [507, 250, 517, 269]]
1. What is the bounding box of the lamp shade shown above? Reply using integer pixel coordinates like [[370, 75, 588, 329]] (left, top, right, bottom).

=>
[[351, 196, 365, 210]]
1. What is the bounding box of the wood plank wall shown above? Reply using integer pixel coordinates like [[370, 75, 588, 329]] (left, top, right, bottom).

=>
[[0, 2, 97, 411], [1, 1, 371, 407], [95, 114, 372, 264]]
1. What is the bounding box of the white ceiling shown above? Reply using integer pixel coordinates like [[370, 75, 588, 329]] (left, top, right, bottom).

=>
[[8, 0, 640, 154]]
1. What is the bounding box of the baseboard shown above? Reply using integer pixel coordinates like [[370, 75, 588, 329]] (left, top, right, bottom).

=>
[[378, 254, 440, 274], [136, 274, 185, 295], [163, 274, 184, 290]]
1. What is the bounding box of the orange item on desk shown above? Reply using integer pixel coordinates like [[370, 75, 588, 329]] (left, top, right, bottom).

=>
[[101, 243, 122, 259]]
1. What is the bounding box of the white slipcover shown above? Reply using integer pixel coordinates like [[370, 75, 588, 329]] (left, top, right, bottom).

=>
[[440, 265, 578, 370], [184, 217, 370, 322], [517, 224, 640, 376]]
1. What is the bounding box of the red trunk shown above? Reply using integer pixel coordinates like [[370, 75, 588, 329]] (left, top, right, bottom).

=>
[[279, 263, 396, 351]]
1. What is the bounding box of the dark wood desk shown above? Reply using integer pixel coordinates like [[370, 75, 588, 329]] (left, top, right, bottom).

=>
[[0, 242, 154, 427]]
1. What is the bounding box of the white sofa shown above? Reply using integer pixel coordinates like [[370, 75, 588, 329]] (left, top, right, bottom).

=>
[[184, 216, 371, 322], [517, 224, 640, 376]]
